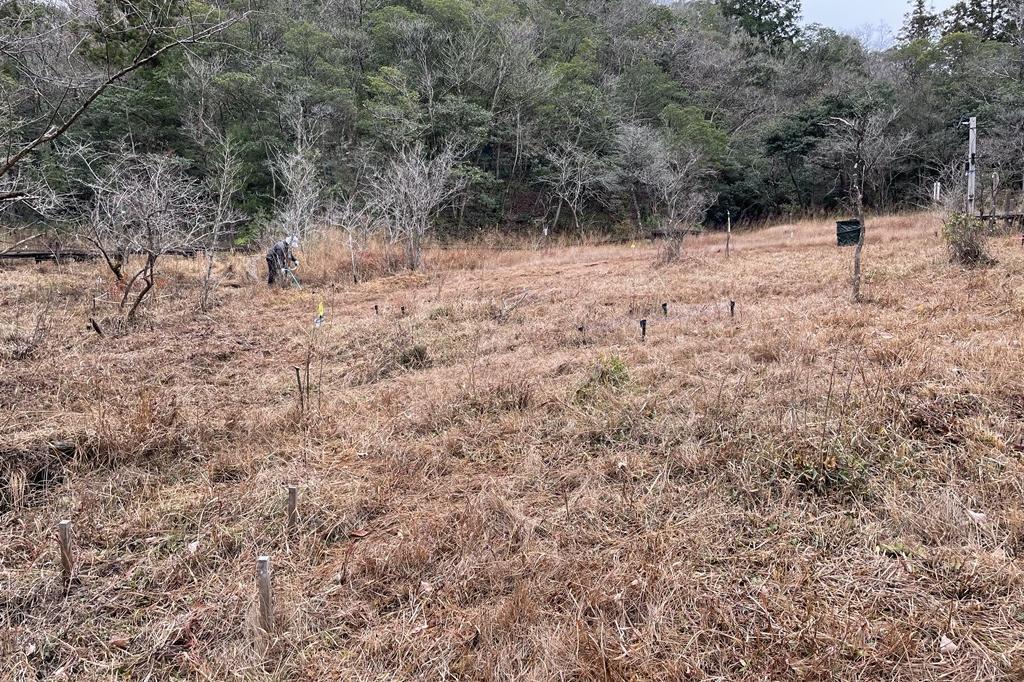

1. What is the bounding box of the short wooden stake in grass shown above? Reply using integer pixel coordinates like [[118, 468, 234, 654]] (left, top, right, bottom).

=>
[[639, 319, 647, 341], [729, 300, 736, 318], [57, 519, 73, 580], [286, 485, 298, 530], [257, 556, 273, 633], [661, 303, 668, 317], [374, 304, 379, 315]]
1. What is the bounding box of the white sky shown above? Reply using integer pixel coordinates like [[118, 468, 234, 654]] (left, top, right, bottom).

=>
[[802, 0, 958, 33]]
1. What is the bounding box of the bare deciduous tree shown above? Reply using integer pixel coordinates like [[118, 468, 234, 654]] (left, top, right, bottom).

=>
[[654, 151, 715, 263], [827, 108, 913, 302], [329, 193, 377, 283], [366, 143, 465, 270], [271, 106, 326, 245], [86, 152, 211, 320], [543, 142, 612, 234], [202, 137, 245, 311], [178, 56, 247, 311]]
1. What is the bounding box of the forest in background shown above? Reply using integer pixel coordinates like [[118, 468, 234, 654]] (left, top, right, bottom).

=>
[[3, 0, 1024, 244]]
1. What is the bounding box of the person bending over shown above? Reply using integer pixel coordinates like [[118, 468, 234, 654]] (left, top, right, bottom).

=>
[[266, 236, 299, 286]]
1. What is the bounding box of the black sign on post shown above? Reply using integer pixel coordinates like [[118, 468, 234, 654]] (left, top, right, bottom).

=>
[[837, 219, 862, 247]]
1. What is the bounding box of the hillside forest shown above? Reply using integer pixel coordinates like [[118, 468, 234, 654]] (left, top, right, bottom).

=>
[[3, 0, 1024, 246]]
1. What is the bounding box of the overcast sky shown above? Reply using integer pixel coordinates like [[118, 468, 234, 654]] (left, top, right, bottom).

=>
[[802, 0, 957, 34]]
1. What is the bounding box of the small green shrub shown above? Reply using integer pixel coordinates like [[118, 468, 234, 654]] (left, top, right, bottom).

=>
[[592, 354, 628, 387], [398, 344, 431, 369], [575, 354, 629, 402], [942, 213, 994, 267]]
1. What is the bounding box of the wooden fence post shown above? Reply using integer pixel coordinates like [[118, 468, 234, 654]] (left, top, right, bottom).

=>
[[726, 210, 732, 258], [286, 486, 298, 530], [57, 519, 73, 580], [257, 556, 273, 632]]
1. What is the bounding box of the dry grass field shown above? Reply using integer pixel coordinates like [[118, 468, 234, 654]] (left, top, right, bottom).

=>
[[3, 213, 1024, 680]]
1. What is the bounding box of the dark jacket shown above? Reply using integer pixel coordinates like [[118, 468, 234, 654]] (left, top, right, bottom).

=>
[[266, 239, 298, 284]]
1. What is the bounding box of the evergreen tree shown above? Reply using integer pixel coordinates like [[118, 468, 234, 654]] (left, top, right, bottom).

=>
[[720, 0, 802, 47], [899, 0, 939, 43], [942, 0, 1011, 40]]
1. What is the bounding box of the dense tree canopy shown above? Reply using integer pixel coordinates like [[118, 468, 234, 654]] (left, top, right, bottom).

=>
[[3, 0, 1024, 239]]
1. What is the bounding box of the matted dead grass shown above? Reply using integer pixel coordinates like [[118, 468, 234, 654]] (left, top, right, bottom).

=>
[[2, 214, 1024, 680]]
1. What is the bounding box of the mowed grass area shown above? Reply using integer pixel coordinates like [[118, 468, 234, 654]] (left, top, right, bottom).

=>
[[2, 214, 1024, 680]]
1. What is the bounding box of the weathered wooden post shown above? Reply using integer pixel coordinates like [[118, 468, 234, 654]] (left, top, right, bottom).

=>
[[286, 485, 298, 530], [661, 303, 668, 317], [726, 209, 732, 258], [257, 556, 273, 632], [729, 300, 736, 318], [374, 304, 379, 315], [639, 319, 647, 341], [57, 519, 73, 580]]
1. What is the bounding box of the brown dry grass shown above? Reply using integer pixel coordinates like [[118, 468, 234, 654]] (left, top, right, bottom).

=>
[[3, 213, 1024, 680]]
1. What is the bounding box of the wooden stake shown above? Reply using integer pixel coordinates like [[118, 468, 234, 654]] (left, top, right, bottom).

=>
[[639, 319, 647, 341], [286, 485, 298, 530], [257, 556, 273, 632], [57, 519, 73, 580], [726, 209, 732, 258], [729, 300, 736, 318], [661, 303, 668, 317], [374, 304, 379, 315]]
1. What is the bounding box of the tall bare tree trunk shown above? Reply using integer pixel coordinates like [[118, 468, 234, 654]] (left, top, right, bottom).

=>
[[631, 184, 642, 233], [851, 164, 865, 303], [552, 198, 563, 232], [349, 230, 359, 284]]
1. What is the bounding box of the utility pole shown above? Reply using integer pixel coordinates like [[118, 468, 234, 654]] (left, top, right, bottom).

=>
[[967, 116, 977, 215]]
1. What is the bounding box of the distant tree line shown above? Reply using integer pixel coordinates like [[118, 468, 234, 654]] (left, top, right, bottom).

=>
[[3, 0, 1024, 243]]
